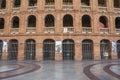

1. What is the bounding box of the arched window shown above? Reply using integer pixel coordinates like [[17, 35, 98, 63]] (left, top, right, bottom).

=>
[[82, 15, 91, 27], [43, 39, 55, 60], [29, 0, 37, 6], [117, 40, 120, 59], [13, 0, 21, 7], [63, 14, 73, 27], [114, 0, 120, 8], [28, 15, 36, 27], [82, 39, 93, 60], [63, 0, 73, 5], [0, 18, 4, 29], [25, 39, 36, 60], [8, 39, 18, 60], [0, 40, 3, 60], [81, 0, 90, 6], [45, 14, 54, 27], [98, 0, 106, 7], [99, 16, 108, 28], [12, 16, 19, 28], [45, 0, 55, 5], [0, 0, 6, 9], [115, 17, 120, 29], [100, 39, 111, 59], [62, 39, 74, 60]]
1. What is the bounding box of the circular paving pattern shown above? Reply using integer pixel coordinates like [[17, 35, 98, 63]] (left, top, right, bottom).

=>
[[84, 61, 120, 80], [0, 62, 40, 79]]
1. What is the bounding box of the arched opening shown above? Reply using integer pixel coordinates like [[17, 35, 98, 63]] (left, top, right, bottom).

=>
[[82, 15, 91, 27], [45, 0, 55, 5], [0, 40, 3, 60], [43, 39, 55, 60], [13, 0, 21, 7], [25, 39, 36, 60], [62, 39, 74, 60], [45, 14, 54, 27], [12, 16, 19, 28], [63, 0, 73, 5], [115, 17, 120, 29], [117, 40, 120, 59], [28, 15, 36, 27], [0, 18, 4, 29], [100, 39, 111, 59], [63, 14, 73, 27], [0, 0, 6, 9], [99, 16, 108, 28], [82, 39, 93, 60], [29, 0, 37, 6], [98, 0, 106, 7], [8, 39, 18, 60], [114, 0, 120, 8], [81, 0, 90, 6]]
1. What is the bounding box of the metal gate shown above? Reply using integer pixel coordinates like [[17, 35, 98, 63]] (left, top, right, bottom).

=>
[[62, 39, 74, 60], [117, 41, 120, 59], [8, 40, 18, 60], [0, 40, 3, 60], [43, 39, 55, 60], [100, 40, 111, 59], [82, 40, 93, 60], [25, 39, 36, 60]]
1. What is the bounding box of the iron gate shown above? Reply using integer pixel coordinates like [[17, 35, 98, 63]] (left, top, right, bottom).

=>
[[43, 39, 55, 60], [62, 39, 74, 60], [100, 40, 111, 59], [117, 41, 120, 59], [82, 40, 93, 60], [0, 40, 3, 60], [25, 39, 36, 60], [8, 40, 18, 60]]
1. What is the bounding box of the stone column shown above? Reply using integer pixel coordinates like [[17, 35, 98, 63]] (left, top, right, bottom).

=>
[[4, 15, 10, 35], [94, 42, 101, 60]]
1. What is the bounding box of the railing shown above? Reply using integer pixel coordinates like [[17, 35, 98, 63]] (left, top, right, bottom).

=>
[[114, 8, 120, 13], [12, 7, 20, 13], [63, 27, 74, 33], [100, 28, 109, 34], [45, 5, 55, 10], [81, 6, 91, 11], [44, 27, 55, 33], [10, 28, 19, 34], [28, 6, 37, 11], [62, 5, 73, 10], [98, 7, 107, 12], [82, 27, 92, 33], [116, 29, 120, 34], [0, 9, 5, 14], [0, 29, 4, 34], [26, 27, 36, 33]]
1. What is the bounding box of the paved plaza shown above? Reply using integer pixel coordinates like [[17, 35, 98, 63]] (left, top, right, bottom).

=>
[[0, 60, 120, 80]]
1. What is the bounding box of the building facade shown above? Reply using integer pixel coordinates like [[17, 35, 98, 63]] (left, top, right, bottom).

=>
[[0, 0, 120, 61]]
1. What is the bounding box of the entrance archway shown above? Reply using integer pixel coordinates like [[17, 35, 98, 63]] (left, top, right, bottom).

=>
[[62, 39, 74, 60], [43, 39, 55, 60], [0, 40, 3, 60], [117, 40, 120, 59]]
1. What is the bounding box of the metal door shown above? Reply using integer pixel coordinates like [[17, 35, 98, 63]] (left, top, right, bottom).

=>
[[117, 41, 120, 59], [82, 40, 93, 60], [100, 40, 111, 59], [43, 39, 55, 60], [62, 39, 74, 60], [0, 40, 3, 60], [25, 39, 36, 60], [8, 40, 18, 60]]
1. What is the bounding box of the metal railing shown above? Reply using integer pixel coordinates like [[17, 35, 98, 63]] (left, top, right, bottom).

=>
[[63, 27, 74, 33], [10, 28, 19, 34], [82, 27, 92, 33], [62, 5, 73, 10], [26, 27, 36, 33], [28, 6, 37, 11], [98, 7, 107, 12], [44, 27, 55, 33], [100, 28, 109, 34]]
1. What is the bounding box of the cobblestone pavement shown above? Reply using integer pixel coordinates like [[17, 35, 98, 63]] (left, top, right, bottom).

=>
[[0, 60, 120, 80]]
